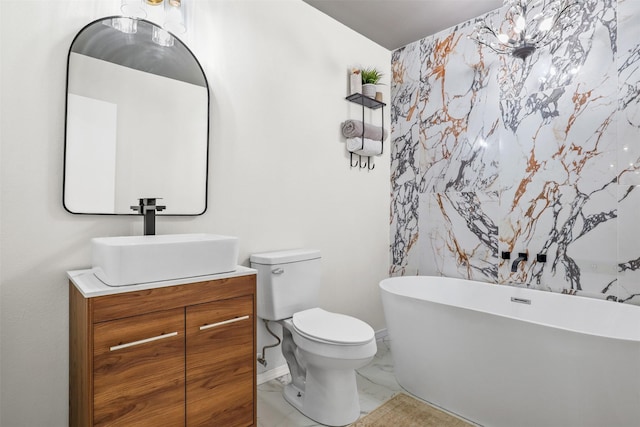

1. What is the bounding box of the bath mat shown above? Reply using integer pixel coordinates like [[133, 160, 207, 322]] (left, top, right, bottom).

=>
[[349, 393, 473, 427]]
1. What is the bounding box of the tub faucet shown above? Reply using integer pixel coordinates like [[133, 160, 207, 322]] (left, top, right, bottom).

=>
[[511, 252, 528, 272], [130, 198, 166, 236]]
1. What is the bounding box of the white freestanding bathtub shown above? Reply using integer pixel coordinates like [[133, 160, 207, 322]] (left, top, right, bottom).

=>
[[380, 276, 640, 427]]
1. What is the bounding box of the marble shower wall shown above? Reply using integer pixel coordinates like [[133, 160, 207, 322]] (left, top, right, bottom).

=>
[[390, 0, 640, 304]]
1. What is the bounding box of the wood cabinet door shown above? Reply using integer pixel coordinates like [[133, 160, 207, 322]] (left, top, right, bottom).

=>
[[93, 308, 185, 426], [186, 295, 254, 426]]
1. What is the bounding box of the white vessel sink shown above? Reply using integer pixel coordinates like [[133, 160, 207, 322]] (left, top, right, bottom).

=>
[[92, 233, 239, 286]]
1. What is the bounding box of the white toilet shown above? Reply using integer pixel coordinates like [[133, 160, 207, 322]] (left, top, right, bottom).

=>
[[250, 249, 377, 427]]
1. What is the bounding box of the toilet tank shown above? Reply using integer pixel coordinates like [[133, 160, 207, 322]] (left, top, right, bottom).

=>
[[250, 249, 321, 320]]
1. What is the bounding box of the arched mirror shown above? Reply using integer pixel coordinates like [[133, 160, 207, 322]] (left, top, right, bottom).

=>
[[64, 16, 209, 215]]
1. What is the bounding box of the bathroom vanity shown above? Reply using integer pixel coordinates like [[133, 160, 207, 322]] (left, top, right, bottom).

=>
[[68, 267, 257, 427]]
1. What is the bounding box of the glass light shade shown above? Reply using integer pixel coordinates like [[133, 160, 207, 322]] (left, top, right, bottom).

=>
[[164, 1, 186, 34], [145, 0, 164, 26], [112, 17, 138, 34], [120, 0, 146, 18], [152, 26, 174, 47], [119, 0, 187, 45]]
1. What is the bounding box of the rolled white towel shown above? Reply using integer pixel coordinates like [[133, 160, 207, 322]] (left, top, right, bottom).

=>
[[346, 137, 383, 157]]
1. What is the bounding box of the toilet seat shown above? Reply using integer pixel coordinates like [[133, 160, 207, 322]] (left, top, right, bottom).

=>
[[292, 308, 375, 345]]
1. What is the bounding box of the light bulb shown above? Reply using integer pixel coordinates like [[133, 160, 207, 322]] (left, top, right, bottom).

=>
[[514, 15, 526, 32], [539, 17, 554, 31]]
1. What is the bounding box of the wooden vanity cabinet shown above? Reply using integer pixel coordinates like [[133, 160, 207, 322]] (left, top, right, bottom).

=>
[[69, 274, 256, 427], [186, 295, 254, 426], [93, 308, 186, 426]]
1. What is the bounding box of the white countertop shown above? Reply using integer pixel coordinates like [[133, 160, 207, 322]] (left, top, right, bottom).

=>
[[68, 266, 257, 298]]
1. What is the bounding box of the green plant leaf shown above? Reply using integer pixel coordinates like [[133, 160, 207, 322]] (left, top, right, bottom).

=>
[[360, 67, 383, 84]]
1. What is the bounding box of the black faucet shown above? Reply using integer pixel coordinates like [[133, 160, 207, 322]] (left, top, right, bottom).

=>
[[511, 252, 528, 272], [130, 198, 166, 236]]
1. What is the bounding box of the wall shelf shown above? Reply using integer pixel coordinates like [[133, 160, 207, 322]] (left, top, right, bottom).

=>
[[346, 93, 386, 110]]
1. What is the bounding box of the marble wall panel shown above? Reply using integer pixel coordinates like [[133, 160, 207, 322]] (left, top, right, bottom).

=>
[[618, 185, 640, 303], [616, 0, 640, 304], [499, 79, 618, 293], [618, 0, 640, 184], [390, 0, 640, 305], [418, 191, 498, 282], [390, 44, 422, 275], [416, 22, 502, 195]]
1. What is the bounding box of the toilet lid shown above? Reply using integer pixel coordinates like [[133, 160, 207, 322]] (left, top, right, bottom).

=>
[[292, 308, 374, 345]]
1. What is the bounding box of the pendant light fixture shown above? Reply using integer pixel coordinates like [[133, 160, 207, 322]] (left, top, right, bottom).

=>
[[117, 0, 187, 45], [470, 0, 578, 61]]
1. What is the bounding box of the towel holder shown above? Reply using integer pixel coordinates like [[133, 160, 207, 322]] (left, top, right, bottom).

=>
[[345, 93, 385, 170]]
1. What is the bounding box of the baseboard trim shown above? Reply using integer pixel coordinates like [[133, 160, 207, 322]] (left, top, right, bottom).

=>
[[257, 364, 289, 385]]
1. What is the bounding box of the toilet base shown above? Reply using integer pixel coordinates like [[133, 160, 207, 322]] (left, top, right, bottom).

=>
[[282, 365, 360, 427], [283, 383, 306, 416]]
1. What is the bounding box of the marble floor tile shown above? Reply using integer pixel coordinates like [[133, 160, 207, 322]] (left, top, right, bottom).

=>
[[257, 339, 402, 427]]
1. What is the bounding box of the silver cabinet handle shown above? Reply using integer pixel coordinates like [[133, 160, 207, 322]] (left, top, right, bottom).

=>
[[109, 331, 178, 351], [272, 268, 284, 275], [199, 315, 250, 331]]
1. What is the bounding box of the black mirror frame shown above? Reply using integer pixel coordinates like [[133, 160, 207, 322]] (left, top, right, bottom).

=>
[[62, 16, 210, 216]]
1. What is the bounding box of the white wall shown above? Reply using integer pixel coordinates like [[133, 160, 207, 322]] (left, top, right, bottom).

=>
[[0, 0, 390, 425], [0, 0, 3, 412]]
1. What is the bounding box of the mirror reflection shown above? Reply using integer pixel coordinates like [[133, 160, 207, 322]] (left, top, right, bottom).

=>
[[64, 17, 209, 215]]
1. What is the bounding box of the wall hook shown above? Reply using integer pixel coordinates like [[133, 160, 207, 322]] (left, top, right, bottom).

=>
[[350, 152, 359, 168], [359, 156, 368, 169], [367, 156, 375, 170]]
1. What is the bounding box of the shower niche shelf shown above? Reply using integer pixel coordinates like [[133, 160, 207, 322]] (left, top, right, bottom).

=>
[[345, 93, 385, 170]]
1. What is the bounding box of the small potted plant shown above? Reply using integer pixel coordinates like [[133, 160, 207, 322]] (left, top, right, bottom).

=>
[[360, 67, 383, 98]]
